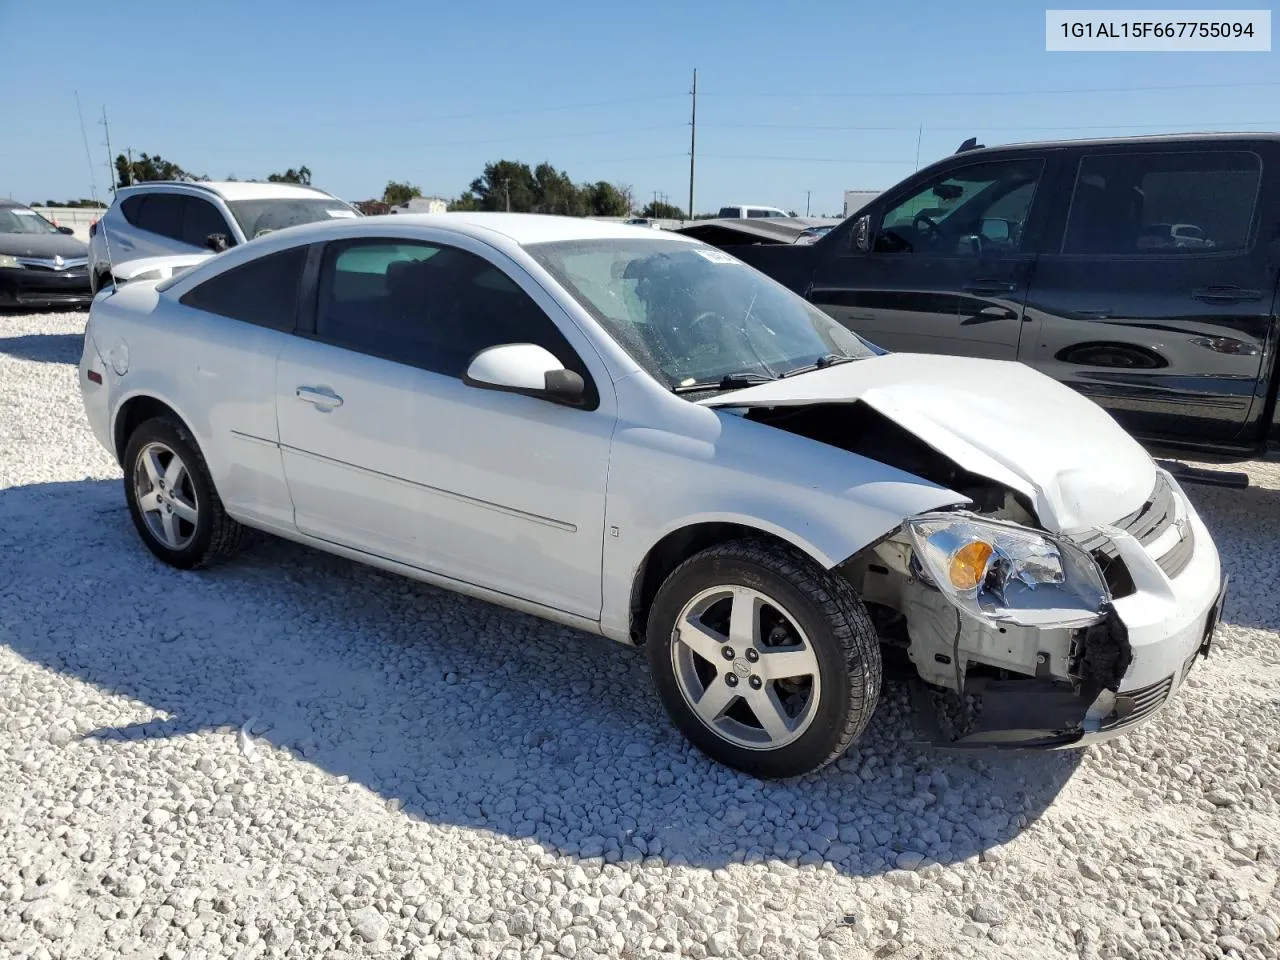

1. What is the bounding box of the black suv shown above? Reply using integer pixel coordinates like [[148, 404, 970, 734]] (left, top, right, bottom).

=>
[[697, 134, 1280, 461]]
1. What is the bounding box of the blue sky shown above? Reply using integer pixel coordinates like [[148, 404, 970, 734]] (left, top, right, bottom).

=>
[[1, 0, 1275, 215]]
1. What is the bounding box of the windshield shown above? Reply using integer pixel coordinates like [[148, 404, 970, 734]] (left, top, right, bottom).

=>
[[526, 238, 876, 390], [226, 198, 358, 240], [0, 206, 60, 235]]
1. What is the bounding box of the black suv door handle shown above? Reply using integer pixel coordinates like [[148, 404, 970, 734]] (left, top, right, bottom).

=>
[[1192, 285, 1263, 303], [962, 279, 1018, 295]]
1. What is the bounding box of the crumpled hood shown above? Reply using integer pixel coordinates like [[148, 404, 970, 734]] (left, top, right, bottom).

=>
[[701, 353, 1158, 534]]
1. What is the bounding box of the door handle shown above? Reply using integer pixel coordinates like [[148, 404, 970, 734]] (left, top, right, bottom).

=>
[[1192, 285, 1263, 304], [296, 386, 343, 409], [962, 279, 1017, 295]]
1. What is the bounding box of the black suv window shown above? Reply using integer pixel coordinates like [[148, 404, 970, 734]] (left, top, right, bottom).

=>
[[119, 195, 145, 225], [182, 197, 235, 249], [876, 158, 1044, 255], [179, 245, 307, 332], [315, 238, 592, 389], [134, 194, 186, 241], [1063, 151, 1261, 256]]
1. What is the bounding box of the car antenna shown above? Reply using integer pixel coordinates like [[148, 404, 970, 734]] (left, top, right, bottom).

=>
[[74, 91, 117, 294], [955, 137, 985, 154]]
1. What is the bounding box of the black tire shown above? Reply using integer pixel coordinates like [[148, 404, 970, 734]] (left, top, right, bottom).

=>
[[122, 416, 244, 569], [646, 538, 882, 779]]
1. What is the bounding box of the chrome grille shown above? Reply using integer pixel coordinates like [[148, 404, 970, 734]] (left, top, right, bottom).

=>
[[1074, 473, 1193, 587], [15, 256, 89, 272]]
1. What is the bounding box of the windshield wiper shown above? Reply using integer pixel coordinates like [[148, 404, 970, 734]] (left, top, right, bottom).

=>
[[779, 353, 861, 379], [670, 372, 777, 394]]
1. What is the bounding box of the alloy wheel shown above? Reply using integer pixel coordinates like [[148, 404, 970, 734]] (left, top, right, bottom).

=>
[[670, 585, 822, 750]]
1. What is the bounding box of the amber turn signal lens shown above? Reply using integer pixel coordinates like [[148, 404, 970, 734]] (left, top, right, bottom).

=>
[[948, 541, 994, 591]]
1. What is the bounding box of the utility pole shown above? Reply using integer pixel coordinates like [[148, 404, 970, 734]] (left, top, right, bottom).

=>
[[688, 67, 697, 222], [100, 107, 116, 194], [125, 146, 134, 186], [805, 190, 811, 217], [503, 177, 510, 212]]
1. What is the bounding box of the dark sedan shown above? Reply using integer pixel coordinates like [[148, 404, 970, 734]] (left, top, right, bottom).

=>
[[0, 200, 93, 309]]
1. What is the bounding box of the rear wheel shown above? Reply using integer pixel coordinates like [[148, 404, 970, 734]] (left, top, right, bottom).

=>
[[122, 417, 244, 569], [645, 539, 882, 778]]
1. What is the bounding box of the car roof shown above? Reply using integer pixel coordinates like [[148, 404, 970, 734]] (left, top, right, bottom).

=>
[[0, 199, 27, 209], [115, 180, 339, 202], [287, 212, 705, 247], [955, 130, 1279, 157]]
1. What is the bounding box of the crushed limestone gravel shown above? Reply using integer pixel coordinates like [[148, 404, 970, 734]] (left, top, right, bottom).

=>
[[1, 310, 1278, 960]]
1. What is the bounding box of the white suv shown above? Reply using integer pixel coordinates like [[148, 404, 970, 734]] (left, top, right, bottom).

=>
[[88, 181, 359, 292]]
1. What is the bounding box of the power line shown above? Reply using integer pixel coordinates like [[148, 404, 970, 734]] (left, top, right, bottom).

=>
[[138, 94, 688, 131], [700, 79, 1280, 100], [187, 124, 686, 157]]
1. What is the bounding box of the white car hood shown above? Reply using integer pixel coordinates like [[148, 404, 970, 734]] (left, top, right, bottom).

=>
[[701, 353, 1157, 534]]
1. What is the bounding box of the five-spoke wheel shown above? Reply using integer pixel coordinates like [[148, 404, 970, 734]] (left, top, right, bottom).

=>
[[133, 441, 199, 550], [122, 416, 244, 569], [672, 585, 822, 750], [647, 539, 883, 778]]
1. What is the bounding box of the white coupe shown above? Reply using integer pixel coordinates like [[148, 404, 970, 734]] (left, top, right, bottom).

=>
[[79, 213, 1226, 777]]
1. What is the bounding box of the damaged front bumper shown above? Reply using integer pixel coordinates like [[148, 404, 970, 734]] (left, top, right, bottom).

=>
[[920, 572, 1225, 750], [855, 469, 1226, 750]]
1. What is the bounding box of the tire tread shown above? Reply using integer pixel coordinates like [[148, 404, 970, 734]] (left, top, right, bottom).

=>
[[651, 537, 882, 777]]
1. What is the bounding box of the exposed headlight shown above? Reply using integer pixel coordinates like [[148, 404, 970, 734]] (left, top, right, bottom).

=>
[[905, 513, 1108, 628], [0, 255, 23, 269]]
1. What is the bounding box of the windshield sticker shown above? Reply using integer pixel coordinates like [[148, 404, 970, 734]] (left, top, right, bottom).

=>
[[326, 209, 358, 218], [12, 209, 39, 216], [694, 248, 737, 264]]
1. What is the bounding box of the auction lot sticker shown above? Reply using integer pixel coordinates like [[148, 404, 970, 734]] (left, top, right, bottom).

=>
[[1046, 9, 1271, 50]]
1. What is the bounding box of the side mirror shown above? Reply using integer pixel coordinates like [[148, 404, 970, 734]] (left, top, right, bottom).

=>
[[981, 218, 1011, 242], [205, 233, 230, 252], [463, 343, 586, 406], [57, 225, 75, 235], [849, 214, 871, 253]]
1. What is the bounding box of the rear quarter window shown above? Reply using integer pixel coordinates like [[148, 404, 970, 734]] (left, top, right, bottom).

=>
[[178, 245, 308, 332], [1063, 150, 1262, 256]]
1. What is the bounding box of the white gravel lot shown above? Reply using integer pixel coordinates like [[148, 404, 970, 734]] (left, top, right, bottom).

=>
[[1, 309, 1278, 960]]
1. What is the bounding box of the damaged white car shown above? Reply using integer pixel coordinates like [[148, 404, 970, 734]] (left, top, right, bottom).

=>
[[78, 214, 1227, 778]]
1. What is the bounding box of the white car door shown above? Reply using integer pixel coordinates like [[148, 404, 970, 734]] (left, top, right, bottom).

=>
[[155, 243, 307, 530], [274, 236, 615, 620]]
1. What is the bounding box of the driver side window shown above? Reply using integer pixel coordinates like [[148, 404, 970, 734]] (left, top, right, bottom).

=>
[[874, 158, 1044, 256]]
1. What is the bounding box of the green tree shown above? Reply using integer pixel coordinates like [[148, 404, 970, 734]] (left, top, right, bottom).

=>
[[382, 181, 423, 206], [449, 192, 481, 211], [642, 200, 685, 220], [468, 160, 538, 212], [267, 165, 312, 185], [582, 181, 628, 217], [114, 152, 199, 186]]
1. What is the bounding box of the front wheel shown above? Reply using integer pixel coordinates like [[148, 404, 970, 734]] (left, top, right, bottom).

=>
[[645, 539, 882, 779]]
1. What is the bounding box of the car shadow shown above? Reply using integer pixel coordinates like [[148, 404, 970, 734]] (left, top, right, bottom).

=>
[[1, 479, 1082, 877], [0, 332, 84, 364]]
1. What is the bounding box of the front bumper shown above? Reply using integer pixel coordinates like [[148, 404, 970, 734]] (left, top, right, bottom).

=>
[[920, 470, 1225, 750], [0, 267, 92, 307]]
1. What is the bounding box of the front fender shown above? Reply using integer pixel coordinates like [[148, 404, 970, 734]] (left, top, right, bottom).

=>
[[598, 390, 969, 641]]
